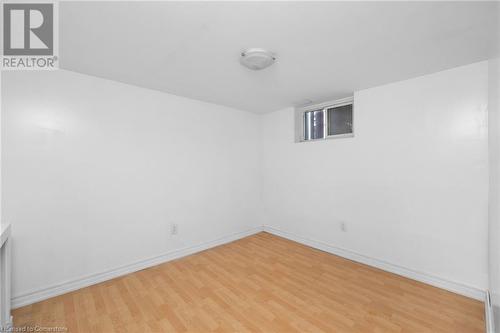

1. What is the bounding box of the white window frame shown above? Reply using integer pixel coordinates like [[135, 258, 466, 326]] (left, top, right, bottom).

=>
[[294, 96, 354, 143]]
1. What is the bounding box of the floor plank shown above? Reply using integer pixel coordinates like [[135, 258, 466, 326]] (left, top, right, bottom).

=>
[[13, 232, 485, 332]]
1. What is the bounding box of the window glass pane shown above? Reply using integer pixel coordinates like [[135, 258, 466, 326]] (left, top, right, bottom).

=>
[[304, 110, 324, 140], [327, 104, 353, 136]]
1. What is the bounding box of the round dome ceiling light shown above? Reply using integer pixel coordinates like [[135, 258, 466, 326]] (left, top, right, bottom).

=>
[[240, 48, 276, 70]]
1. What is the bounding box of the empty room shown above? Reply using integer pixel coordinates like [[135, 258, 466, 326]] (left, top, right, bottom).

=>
[[0, 1, 500, 332]]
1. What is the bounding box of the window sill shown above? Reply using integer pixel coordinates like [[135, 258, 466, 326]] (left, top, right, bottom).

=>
[[299, 133, 354, 143]]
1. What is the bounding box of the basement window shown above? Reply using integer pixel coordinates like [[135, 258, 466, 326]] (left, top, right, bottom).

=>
[[327, 104, 353, 136], [295, 97, 354, 142], [304, 109, 325, 140]]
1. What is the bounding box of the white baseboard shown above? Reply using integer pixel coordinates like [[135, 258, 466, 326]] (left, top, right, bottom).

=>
[[12, 226, 263, 309], [263, 226, 485, 301], [486, 291, 495, 333], [12, 225, 485, 309]]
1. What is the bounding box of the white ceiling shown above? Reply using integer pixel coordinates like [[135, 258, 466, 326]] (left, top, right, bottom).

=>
[[60, 1, 498, 114]]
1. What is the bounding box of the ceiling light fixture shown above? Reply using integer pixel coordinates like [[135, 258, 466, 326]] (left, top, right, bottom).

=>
[[240, 48, 276, 71]]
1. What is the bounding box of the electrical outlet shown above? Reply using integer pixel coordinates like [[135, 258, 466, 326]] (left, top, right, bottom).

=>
[[340, 222, 347, 232], [171, 223, 178, 235]]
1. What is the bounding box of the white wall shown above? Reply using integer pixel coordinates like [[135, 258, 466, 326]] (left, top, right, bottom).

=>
[[489, 57, 500, 330], [1, 70, 261, 302], [0, 69, 2, 224], [1, 61, 492, 306], [261, 62, 489, 292]]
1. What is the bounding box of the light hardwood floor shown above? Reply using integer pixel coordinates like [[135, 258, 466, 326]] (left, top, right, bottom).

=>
[[13, 232, 484, 332]]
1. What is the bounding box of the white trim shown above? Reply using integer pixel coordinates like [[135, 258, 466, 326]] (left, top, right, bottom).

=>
[[263, 226, 485, 301], [0, 224, 11, 249], [0, 224, 11, 329], [12, 227, 263, 309], [486, 291, 495, 333], [296, 96, 354, 114], [303, 132, 355, 143], [12, 225, 485, 309]]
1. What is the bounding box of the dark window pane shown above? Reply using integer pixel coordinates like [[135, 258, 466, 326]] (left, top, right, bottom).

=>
[[327, 104, 353, 136], [304, 110, 324, 140]]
